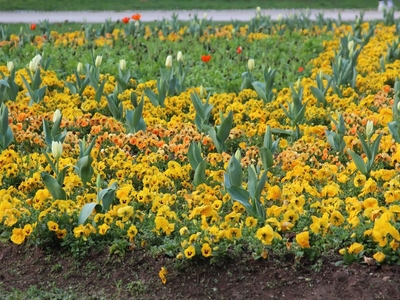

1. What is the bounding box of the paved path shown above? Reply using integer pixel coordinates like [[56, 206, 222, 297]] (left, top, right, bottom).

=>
[[0, 9, 397, 23]]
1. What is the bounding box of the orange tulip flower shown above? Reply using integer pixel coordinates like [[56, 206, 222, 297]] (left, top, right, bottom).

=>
[[122, 17, 130, 24], [201, 54, 211, 63], [131, 13, 141, 21], [30, 23, 36, 30]]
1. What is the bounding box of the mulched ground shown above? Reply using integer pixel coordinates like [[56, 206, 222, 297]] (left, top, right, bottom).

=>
[[1, 243, 400, 299]]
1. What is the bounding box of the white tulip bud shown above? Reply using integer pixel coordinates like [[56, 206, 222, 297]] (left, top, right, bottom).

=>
[[95, 55, 102, 68], [366, 120, 374, 138], [7, 61, 14, 73], [119, 59, 126, 71], [397, 101, 400, 112], [77, 62, 83, 73], [247, 58, 255, 71], [165, 55, 173, 68], [203, 13, 207, 19], [32, 54, 42, 66], [53, 109, 62, 123], [257, 6, 261, 13], [277, 14, 283, 21], [29, 60, 37, 73], [51, 141, 63, 160], [177, 51, 183, 62]]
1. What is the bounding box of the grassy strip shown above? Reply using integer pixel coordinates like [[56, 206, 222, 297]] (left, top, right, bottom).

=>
[[0, 0, 382, 11]]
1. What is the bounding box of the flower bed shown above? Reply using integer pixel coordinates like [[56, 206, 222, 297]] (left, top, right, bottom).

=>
[[1, 11, 400, 283]]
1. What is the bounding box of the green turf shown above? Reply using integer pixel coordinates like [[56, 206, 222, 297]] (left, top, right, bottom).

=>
[[0, 0, 384, 11]]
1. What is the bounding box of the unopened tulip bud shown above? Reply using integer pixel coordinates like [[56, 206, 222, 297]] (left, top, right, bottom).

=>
[[296, 78, 301, 90], [7, 61, 14, 73], [199, 85, 205, 98], [397, 101, 400, 112], [77, 62, 83, 73], [203, 13, 207, 19], [29, 60, 37, 73], [277, 14, 283, 21], [165, 55, 173, 68], [51, 141, 63, 160], [177, 51, 183, 62], [53, 109, 62, 123], [95, 55, 102, 68], [119, 59, 126, 71], [234, 149, 242, 162], [32, 54, 42, 69], [96, 174, 102, 190], [366, 120, 374, 138], [247, 58, 255, 71], [257, 6, 261, 13]]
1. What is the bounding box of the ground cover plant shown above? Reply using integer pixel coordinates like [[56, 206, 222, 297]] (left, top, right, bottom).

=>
[[1, 7, 400, 299]]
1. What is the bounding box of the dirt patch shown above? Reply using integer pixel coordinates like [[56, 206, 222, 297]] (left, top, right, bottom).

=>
[[1, 243, 400, 299]]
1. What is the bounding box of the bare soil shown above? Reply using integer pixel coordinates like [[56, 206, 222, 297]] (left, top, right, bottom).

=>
[[1, 243, 400, 299]]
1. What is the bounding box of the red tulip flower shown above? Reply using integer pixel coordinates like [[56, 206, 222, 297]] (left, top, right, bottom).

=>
[[122, 17, 130, 24], [201, 55, 211, 63], [30, 23, 36, 30], [298, 66, 304, 72], [131, 14, 141, 21], [236, 46, 242, 54]]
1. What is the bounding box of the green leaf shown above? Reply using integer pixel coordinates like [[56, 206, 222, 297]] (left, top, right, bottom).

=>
[[226, 186, 251, 210], [188, 142, 202, 170], [144, 88, 159, 107], [99, 182, 118, 211], [255, 171, 268, 201], [193, 159, 206, 187], [95, 79, 106, 102], [259, 146, 274, 170], [310, 86, 327, 107], [247, 165, 257, 199], [216, 110, 233, 145], [132, 95, 145, 128], [252, 82, 267, 102], [357, 132, 372, 159], [41, 171, 67, 200], [347, 149, 368, 176], [207, 127, 221, 153], [78, 202, 102, 225], [227, 156, 243, 187], [191, 92, 205, 120], [75, 156, 94, 186], [65, 81, 77, 94]]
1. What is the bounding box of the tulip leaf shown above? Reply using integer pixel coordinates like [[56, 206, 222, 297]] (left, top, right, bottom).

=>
[[347, 149, 368, 176], [78, 202, 102, 225], [259, 146, 274, 170], [41, 171, 67, 200], [247, 165, 257, 199], [99, 182, 118, 211], [95, 79, 106, 103], [216, 110, 233, 145], [252, 82, 267, 103], [227, 156, 243, 187], [226, 186, 251, 211], [356, 132, 372, 159], [193, 159, 206, 187]]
